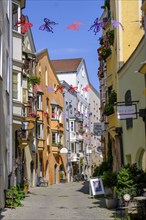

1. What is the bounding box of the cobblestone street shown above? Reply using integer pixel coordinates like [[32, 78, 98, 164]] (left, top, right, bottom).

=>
[[0, 182, 115, 220]]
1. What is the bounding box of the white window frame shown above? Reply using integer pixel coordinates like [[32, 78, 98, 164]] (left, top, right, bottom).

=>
[[52, 106, 57, 119], [78, 102, 80, 112], [81, 103, 84, 114], [45, 66, 48, 86], [59, 110, 62, 123], [37, 123, 44, 139], [12, 2, 21, 33], [0, 31, 3, 78], [12, 71, 21, 101], [6, 51, 9, 93], [52, 132, 57, 144], [37, 95, 42, 110], [70, 121, 74, 132], [47, 127, 49, 145]]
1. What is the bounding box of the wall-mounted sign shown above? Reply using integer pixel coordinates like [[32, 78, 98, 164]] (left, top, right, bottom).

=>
[[117, 105, 137, 119], [93, 122, 103, 136]]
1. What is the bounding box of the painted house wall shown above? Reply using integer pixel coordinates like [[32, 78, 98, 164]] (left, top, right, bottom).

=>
[[89, 87, 102, 172], [0, 0, 12, 208], [36, 50, 66, 185], [118, 37, 146, 169], [57, 73, 76, 86]]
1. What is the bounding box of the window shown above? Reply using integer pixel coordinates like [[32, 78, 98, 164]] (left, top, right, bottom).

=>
[[47, 127, 50, 145], [45, 66, 48, 86], [52, 132, 57, 144], [77, 81, 80, 92], [54, 83, 57, 90], [37, 123, 44, 139], [81, 103, 84, 114], [6, 52, 9, 92], [6, 0, 10, 19], [37, 95, 42, 110], [70, 121, 74, 132], [71, 143, 75, 153], [81, 84, 83, 95], [52, 106, 58, 119], [12, 3, 19, 32], [59, 110, 62, 123], [85, 108, 88, 117], [12, 72, 18, 99], [125, 90, 133, 129], [78, 102, 80, 112], [46, 98, 49, 112], [39, 63, 41, 74], [82, 66, 85, 77], [0, 31, 2, 77]]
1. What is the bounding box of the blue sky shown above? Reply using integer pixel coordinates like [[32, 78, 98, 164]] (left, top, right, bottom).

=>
[[24, 0, 104, 92]]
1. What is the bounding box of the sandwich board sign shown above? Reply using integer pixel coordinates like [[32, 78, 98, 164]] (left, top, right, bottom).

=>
[[89, 177, 104, 197]]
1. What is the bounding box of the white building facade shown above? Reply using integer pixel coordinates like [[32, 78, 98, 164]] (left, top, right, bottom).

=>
[[0, 0, 13, 208]]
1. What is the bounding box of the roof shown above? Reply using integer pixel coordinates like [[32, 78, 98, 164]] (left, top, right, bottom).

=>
[[51, 58, 82, 73]]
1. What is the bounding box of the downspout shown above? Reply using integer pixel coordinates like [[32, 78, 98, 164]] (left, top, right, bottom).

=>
[[9, 0, 13, 186]]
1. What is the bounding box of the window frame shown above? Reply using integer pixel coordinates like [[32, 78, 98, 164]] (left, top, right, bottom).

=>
[[12, 2, 21, 33], [37, 123, 44, 139], [12, 71, 21, 101]]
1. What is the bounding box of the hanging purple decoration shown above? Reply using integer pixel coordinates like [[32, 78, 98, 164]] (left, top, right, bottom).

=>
[[88, 17, 102, 35], [39, 18, 58, 33], [111, 20, 124, 31]]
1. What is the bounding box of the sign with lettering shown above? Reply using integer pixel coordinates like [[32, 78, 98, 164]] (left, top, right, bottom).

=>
[[117, 105, 137, 119], [93, 122, 103, 136]]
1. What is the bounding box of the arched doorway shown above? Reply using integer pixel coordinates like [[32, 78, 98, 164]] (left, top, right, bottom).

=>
[[45, 160, 49, 182], [54, 164, 57, 184], [30, 161, 34, 187]]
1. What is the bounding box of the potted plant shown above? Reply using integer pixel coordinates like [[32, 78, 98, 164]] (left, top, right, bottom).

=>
[[23, 177, 29, 195], [101, 171, 118, 209], [106, 30, 114, 45], [103, 103, 114, 116]]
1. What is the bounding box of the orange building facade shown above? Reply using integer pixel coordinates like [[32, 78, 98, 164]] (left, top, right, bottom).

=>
[[35, 49, 66, 184]]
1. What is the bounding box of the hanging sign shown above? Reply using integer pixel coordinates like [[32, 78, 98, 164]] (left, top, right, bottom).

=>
[[93, 122, 103, 136], [117, 105, 137, 119]]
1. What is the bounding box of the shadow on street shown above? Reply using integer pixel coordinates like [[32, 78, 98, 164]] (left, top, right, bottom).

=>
[[76, 181, 89, 194]]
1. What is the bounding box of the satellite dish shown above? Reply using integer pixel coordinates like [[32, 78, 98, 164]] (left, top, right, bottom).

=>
[[60, 148, 68, 154]]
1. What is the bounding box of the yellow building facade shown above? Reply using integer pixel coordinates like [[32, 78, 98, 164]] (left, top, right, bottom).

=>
[[99, 0, 144, 171]]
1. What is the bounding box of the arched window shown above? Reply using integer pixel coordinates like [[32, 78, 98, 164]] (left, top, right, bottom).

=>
[[125, 90, 133, 129]]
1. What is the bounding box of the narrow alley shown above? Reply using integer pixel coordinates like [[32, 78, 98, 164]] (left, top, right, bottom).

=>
[[1, 182, 114, 220]]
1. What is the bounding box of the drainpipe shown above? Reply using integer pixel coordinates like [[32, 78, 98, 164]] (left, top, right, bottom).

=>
[[9, 0, 13, 186]]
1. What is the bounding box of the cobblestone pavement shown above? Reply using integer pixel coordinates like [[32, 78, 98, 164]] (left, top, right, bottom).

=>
[[0, 182, 115, 220]]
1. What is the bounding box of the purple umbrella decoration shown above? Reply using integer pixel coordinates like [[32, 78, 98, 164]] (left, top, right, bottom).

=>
[[39, 18, 58, 33]]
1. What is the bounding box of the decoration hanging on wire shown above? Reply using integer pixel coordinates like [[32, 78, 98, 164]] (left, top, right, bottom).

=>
[[68, 85, 78, 94], [88, 17, 107, 35], [111, 20, 124, 31], [66, 21, 84, 31], [39, 18, 58, 33], [15, 14, 33, 34], [55, 85, 65, 94]]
